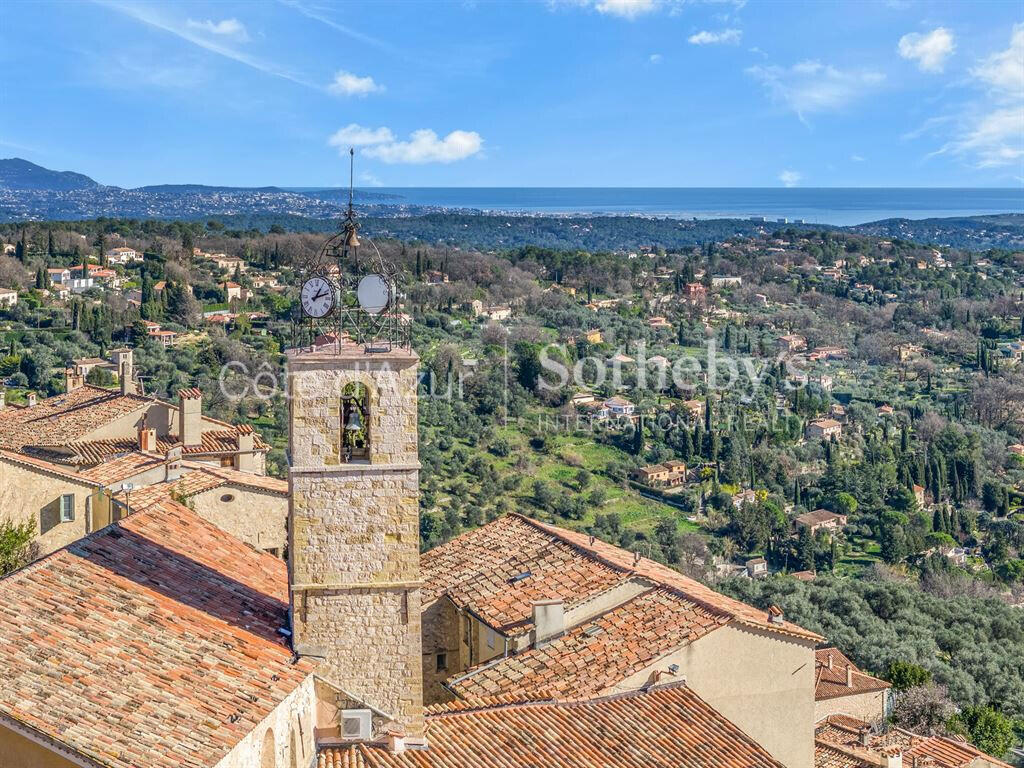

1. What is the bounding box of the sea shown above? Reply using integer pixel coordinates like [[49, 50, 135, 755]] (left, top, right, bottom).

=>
[[363, 187, 1023, 227]]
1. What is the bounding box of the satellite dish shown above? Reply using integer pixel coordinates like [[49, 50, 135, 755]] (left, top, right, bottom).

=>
[[357, 274, 391, 315]]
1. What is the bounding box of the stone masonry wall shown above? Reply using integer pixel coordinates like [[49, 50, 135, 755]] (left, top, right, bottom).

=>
[[287, 347, 424, 740]]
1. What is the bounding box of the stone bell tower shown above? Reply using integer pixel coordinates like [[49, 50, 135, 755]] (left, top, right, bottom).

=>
[[287, 343, 424, 742]]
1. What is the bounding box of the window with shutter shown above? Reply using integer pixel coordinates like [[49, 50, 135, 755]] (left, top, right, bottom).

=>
[[60, 494, 75, 523]]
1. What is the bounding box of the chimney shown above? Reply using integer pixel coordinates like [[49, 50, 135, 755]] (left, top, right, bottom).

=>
[[65, 368, 84, 393], [827, 653, 834, 670], [532, 599, 565, 648], [26, 392, 37, 408], [768, 604, 784, 625], [178, 388, 202, 446], [234, 424, 256, 473], [0, 390, 5, 410], [859, 727, 871, 747], [138, 425, 157, 452], [165, 446, 183, 482], [846, 664, 854, 687], [120, 359, 136, 396], [881, 746, 902, 768]]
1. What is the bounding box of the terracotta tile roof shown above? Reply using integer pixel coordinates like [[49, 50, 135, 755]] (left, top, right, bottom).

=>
[[77, 450, 166, 485], [165, 427, 270, 456], [814, 741, 874, 768], [444, 518, 819, 643], [814, 648, 891, 701], [24, 429, 269, 466], [111, 464, 287, 512], [448, 587, 728, 700], [0, 449, 100, 486], [0, 498, 314, 768], [815, 716, 1014, 768], [0, 385, 150, 452], [318, 683, 785, 768]]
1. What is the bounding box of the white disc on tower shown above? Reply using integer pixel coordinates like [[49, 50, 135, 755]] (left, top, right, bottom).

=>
[[357, 274, 391, 314]]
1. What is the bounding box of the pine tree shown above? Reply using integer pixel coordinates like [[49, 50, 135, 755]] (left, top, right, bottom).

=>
[[46, 229, 55, 258], [632, 417, 645, 456], [35, 266, 46, 290]]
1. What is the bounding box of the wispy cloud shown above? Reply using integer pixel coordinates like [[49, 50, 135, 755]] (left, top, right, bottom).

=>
[[360, 172, 384, 187], [747, 60, 885, 123], [897, 27, 954, 73], [850, 154, 865, 162], [649, 53, 663, 63], [329, 124, 484, 164], [185, 18, 249, 42], [778, 169, 802, 187], [277, 0, 400, 56], [688, 28, 741, 45], [328, 70, 383, 97], [95, 1, 316, 89], [923, 24, 1024, 169]]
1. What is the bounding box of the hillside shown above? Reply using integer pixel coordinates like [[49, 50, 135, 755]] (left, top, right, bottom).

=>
[[0, 158, 98, 191]]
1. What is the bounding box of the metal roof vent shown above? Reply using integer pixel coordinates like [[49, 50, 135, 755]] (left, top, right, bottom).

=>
[[582, 624, 604, 637], [508, 571, 532, 583]]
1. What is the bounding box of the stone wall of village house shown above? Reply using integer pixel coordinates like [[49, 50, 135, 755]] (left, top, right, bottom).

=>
[[213, 674, 316, 768], [609, 622, 817, 768], [421, 598, 463, 705], [814, 689, 889, 725], [287, 351, 424, 739], [0, 725, 83, 768], [188, 486, 287, 556], [0, 459, 108, 557]]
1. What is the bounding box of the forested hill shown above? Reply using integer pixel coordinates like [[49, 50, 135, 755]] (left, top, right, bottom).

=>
[[0, 158, 99, 191]]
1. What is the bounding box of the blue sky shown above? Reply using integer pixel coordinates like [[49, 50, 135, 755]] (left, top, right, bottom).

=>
[[2, 0, 1022, 188]]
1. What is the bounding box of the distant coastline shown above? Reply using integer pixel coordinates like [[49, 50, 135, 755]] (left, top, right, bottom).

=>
[[335, 187, 1024, 227]]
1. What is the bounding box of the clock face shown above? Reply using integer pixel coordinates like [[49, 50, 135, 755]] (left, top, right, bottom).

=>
[[357, 274, 391, 315], [300, 276, 336, 318]]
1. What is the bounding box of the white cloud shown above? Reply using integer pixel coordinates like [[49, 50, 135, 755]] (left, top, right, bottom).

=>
[[595, 0, 659, 18], [778, 170, 802, 187], [649, 53, 663, 63], [925, 24, 1024, 169], [186, 18, 249, 41], [328, 70, 383, 97], [329, 125, 483, 164], [850, 154, 865, 162], [360, 172, 383, 187], [328, 124, 396, 147], [99, 2, 314, 88], [746, 60, 885, 121], [972, 23, 1024, 94], [688, 28, 742, 45], [897, 27, 954, 73]]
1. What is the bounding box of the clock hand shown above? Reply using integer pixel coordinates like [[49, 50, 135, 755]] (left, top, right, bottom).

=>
[[312, 290, 329, 301]]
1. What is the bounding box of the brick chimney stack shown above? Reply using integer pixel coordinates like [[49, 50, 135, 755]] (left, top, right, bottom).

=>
[[178, 388, 203, 447], [138, 425, 157, 452]]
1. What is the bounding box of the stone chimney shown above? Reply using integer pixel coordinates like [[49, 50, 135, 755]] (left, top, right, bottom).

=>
[[881, 746, 902, 768], [234, 424, 256, 473], [532, 599, 565, 648], [826, 653, 834, 670], [165, 447, 183, 482], [26, 392, 37, 408], [0, 390, 6, 411], [65, 368, 84, 393], [120, 359, 136, 396], [846, 664, 854, 688], [178, 388, 202, 446]]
